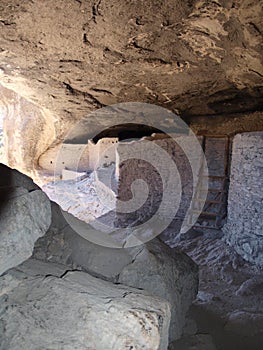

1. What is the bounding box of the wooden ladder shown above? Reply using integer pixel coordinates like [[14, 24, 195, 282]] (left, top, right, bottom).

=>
[[188, 135, 231, 230]]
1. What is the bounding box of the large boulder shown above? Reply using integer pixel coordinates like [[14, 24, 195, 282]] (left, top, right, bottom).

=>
[[118, 239, 198, 341], [0, 164, 51, 275], [0, 259, 171, 350], [34, 222, 198, 342]]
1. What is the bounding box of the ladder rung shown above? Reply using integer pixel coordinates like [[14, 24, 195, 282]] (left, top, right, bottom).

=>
[[193, 224, 218, 229], [190, 210, 218, 216], [200, 211, 218, 217], [195, 199, 224, 204], [196, 188, 226, 193], [206, 175, 228, 179], [206, 200, 224, 204]]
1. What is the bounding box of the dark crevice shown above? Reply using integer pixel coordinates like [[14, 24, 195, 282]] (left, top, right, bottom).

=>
[[63, 82, 105, 108], [59, 269, 83, 279]]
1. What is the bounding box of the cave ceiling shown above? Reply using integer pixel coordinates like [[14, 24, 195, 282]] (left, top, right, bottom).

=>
[[0, 0, 262, 128]]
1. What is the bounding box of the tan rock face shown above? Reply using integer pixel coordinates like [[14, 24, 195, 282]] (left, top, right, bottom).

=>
[[0, 84, 56, 176], [0, 0, 262, 124]]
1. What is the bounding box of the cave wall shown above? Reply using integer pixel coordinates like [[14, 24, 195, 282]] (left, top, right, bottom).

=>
[[223, 132, 263, 265], [0, 0, 262, 122], [0, 84, 56, 176]]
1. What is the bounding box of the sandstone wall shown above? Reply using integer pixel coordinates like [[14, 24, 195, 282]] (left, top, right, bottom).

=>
[[0, 85, 56, 177], [223, 132, 263, 265]]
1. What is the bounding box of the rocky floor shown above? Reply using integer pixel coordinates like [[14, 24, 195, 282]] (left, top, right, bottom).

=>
[[169, 231, 263, 350], [42, 171, 113, 224]]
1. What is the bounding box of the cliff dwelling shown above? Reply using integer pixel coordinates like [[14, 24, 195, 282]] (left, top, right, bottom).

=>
[[0, 1, 262, 350]]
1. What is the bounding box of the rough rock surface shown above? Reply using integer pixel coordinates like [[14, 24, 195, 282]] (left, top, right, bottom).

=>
[[0, 165, 51, 276], [33, 216, 198, 342], [171, 230, 263, 350], [118, 240, 198, 341], [223, 132, 263, 265], [0, 259, 171, 350], [34, 214, 263, 349], [116, 135, 206, 235], [0, 0, 262, 177], [0, 0, 262, 123], [0, 85, 55, 176]]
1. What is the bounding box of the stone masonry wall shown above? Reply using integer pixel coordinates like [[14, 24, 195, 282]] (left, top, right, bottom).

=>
[[38, 138, 118, 175], [116, 135, 205, 235], [223, 132, 263, 265]]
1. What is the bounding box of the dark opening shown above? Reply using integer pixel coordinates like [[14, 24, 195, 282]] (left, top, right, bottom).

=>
[[92, 123, 165, 143]]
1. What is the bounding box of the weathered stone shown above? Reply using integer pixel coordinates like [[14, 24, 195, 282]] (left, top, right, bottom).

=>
[[0, 165, 51, 275], [0, 259, 171, 350], [172, 232, 263, 349], [0, 87, 55, 177], [0, 0, 262, 182], [34, 223, 198, 342], [235, 277, 263, 298], [0, 163, 39, 192], [0, 184, 51, 276], [0, 0, 262, 128], [223, 132, 263, 265], [65, 229, 133, 280], [116, 135, 206, 236], [118, 239, 199, 341]]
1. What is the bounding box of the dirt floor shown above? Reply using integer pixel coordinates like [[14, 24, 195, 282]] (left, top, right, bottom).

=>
[[170, 230, 263, 350]]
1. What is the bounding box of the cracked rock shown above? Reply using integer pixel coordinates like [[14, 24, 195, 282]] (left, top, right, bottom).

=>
[[0, 259, 171, 350], [34, 223, 198, 342]]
